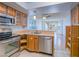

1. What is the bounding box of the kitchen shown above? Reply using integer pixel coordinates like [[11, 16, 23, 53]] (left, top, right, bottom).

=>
[[0, 2, 79, 57]]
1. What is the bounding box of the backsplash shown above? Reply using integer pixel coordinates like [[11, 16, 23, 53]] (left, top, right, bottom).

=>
[[0, 28, 12, 32]]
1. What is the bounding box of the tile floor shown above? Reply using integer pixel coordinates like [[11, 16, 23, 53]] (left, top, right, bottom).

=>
[[17, 48, 70, 57], [19, 50, 51, 57]]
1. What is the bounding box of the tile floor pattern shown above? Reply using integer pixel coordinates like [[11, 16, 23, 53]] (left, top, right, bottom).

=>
[[19, 50, 51, 57], [17, 48, 70, 57]]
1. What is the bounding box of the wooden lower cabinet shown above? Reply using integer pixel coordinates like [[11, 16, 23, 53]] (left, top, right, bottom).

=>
[[71, 26, 79, 57], [66, 26, 79, 57], [27, 35, 39, 52], [71, 42, 79, 56]]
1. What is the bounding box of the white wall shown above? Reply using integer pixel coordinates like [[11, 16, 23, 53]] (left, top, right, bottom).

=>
[[35, 12, 71, 49]]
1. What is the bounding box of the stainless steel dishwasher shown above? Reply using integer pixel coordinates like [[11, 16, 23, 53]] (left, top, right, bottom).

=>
[[39, 36, 52, 54]]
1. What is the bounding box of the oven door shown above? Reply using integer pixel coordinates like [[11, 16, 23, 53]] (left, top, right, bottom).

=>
[[5, 41, 19, 57]]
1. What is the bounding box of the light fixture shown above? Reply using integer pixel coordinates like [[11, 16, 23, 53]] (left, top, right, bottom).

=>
[[34, 16, 36, 20], [43, 16, 46, 19]]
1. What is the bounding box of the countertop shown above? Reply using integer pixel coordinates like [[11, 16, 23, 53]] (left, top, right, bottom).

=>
[[24, 33, 54, 37], [14, 30, 54, 37]]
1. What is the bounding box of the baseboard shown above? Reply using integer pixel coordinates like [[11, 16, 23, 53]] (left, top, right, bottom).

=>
[[39, 52, 52, 56], [24, 49, 52, 56]]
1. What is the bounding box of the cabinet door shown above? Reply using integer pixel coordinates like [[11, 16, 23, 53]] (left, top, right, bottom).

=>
[[34, 36, 39, 52], [12, 9, 16, 17], [71, 8, 74, 25], [0, 3, 7, 14], [7, 7, 13, 16], [16, 12, 27, 26], [16, 12, 21, 26], [71, 26, 79, 57], [27, 35, 39, 52], [7, 7, 16, 17], [71, 38, 79, 57], [71, 5, 79, 25], [27, 35, 35, 51], [21, 13, 27, 26]]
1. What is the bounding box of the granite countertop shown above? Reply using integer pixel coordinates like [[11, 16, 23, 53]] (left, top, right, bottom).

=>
[[14, 30, 54, 36], [24, 33, 54, 36]]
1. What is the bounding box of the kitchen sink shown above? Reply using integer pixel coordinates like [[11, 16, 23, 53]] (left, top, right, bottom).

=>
[[33, 31, 41, 34]]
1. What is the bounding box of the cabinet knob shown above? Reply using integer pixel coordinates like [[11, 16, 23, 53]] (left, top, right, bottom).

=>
[[30, 38, 33, 39]]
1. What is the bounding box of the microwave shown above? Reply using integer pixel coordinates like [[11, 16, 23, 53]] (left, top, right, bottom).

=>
[[0, 16, 15, 25]]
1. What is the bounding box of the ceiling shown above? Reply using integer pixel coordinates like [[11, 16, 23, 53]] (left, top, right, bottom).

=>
[[16, 2, 64, 10], [3, 2, 65, 14], [3, 2, 78, 18], [28, 2, 78, 18]]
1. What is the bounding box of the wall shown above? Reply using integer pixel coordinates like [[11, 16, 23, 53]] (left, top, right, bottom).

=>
[[27, 11, 71, 49]]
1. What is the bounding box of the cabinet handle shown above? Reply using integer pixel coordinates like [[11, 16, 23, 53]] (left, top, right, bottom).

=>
[[34, 38, 38, 39]]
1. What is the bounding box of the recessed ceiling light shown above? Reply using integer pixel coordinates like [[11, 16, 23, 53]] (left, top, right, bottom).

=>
[[43, 16, 46, 19], [34, 16, 36, 20]]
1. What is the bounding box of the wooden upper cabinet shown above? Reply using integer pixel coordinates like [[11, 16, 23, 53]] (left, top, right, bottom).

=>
[[16, 11, 27, 26], [16, 11, 21, 26], [12, 9, 16, 17], [0, 3, 7, 14], [0, 3, 27, 26], [71, 5, 79, 25], [21, 13, 27, 26], [7, 7, 16, 17]]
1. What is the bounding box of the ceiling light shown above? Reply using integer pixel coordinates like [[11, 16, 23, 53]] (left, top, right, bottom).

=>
[[34, 16, 36, 20], [43, 17, 46, 19]]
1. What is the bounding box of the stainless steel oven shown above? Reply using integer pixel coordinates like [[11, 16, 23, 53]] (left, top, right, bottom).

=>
[[0, 32, 20, 57], [4, 37, 20, 57]]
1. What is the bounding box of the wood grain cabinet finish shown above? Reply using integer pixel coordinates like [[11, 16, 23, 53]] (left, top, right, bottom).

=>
[[20, 13, 27, 26], [16, 12, 27, 26], [71, 5, 79, 25], [0, 3, 27, 27], [0, 3, 7, 14], [16, 11, 21, 26], [65, 26, 71, 49], [27, 35, 39, 52], [7, 7, 16, 17], [71, 26, 79, 57], [66, 26, 79, 57], [71, 4, 79, 57]]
